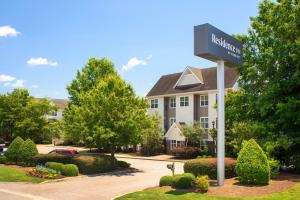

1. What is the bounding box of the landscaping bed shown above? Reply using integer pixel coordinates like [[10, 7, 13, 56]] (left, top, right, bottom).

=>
[[0, 165, 45, 183]]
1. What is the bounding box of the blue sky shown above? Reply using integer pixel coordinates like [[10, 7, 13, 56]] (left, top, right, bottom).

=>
[[0, 0, 260, 99]]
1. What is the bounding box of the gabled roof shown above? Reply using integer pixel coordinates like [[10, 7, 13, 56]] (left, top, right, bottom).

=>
[[164, 122, 186, 141], [173, 67, 203, 88], [37, 98, 68, 110], [147, 66, 239, 97]]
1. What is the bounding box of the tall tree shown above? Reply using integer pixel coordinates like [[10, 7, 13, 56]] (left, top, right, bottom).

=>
[[0, 89, 58, 143], [67, 58, 117, 105], [182, 121, 205, 147], [226, 0, 300, 162], [64, 58, 149, 158]]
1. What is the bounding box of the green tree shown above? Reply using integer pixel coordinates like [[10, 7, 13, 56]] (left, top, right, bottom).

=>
[[226, 0, 300, 163], [64, 58, 149, 158], [67, 57, 117, 106], [140, 113, 163, 156], [182, 121, 205, 147], [0, 89, 58, 143]]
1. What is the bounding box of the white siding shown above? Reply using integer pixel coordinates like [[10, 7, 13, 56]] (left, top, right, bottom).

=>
[[148, 97, 164, 128], [176, 94, 194, 125]]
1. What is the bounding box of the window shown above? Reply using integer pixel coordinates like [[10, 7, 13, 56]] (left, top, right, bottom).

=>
[[177, 141, 181, 147], [180, 96, 189, 107], [200, 117, 209, 129], [171, 140, 177, 149], [200, 95, 208, 107], [170, 97, 176, 108], [150, 99, 158, 108], [169, 117, 176, 127]]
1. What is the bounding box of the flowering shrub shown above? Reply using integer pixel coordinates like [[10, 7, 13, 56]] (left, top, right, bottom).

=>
[[27, 165, 61, 179]]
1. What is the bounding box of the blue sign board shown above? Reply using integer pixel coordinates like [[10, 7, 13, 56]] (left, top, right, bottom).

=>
[[194, 23, 243, 66]]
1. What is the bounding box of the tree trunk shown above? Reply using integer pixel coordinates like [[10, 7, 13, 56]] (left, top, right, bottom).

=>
[[110, 145, 115, 158]]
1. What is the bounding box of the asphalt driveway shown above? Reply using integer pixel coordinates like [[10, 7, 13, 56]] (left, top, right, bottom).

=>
[[0, 149, 183, 200]]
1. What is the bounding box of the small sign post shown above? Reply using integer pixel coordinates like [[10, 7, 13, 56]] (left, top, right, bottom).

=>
[[194, 23, 243, 186]]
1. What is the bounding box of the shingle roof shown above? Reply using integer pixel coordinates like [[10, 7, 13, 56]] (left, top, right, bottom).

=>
[[147, 66, 239, 97], [36, 98, 68, 109]]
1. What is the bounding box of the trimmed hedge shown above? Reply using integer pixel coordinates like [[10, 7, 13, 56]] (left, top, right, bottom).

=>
[[34, 154, 73, 164], [170, 147, 199, 159], [45, 162, 78, 176], [19, 139, 38, 165], [159, 176, 173, 186], [71, 155, 117, 174], [172, 173, 195, 189], [236, 139, 270, 185], [45, 162, 64, 172], [61, 164, 79, 176], [4, 136, 24, 163], [34, 154, 117, 174], [159, 173, 195, 189], [0, 155, 7, 164], [184, 158, 236, 179], [195, 175, 209, 193]]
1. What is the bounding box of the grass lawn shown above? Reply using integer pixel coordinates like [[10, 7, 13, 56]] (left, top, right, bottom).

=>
[[0, 166, 45, 183], [115, 184, 300, 200]]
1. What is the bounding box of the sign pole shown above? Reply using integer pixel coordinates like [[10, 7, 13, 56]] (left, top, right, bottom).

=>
[[217, 60, 225, 186]]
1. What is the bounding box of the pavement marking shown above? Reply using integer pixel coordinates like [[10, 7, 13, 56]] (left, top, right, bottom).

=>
[[0, 189, 51, 200]]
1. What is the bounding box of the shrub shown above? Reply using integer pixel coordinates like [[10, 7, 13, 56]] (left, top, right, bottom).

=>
[[269, 159, 280, 178], [236, 139, 270, 185], [184, 158, 236, 179], [0, 155, 7, 164], [19, 139, 38, 165], [71, 155, 116, 174], [170, 147, 199, 159], [117, 160, 130, 168], [45, 162, 64, 172], [290, 154, 300, 173], [4, 136, 24, 163], [34, 154, 73, 164], [159, 176, 173, 186], [34, 154, 117, 174], [61, 164, 79, 176], [172, 173, 195, 189], [195, 175, 209, 193]]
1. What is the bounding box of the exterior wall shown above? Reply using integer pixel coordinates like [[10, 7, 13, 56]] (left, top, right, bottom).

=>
[[177, 74, 200, 86], [164, 97, 176, 130], [148, 97, 164, 129], [47, 110, 63, 120], [208, 91, 217, 140], [175, 94, 194, 125]]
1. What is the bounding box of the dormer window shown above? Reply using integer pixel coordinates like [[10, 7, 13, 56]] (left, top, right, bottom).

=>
[[173, 67, 203, 88]]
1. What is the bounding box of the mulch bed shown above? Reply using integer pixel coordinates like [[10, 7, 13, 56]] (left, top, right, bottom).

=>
[[148, 172, 300, 197]]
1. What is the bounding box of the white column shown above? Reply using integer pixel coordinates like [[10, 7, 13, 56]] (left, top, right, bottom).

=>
[[217, 60, 225, 186]]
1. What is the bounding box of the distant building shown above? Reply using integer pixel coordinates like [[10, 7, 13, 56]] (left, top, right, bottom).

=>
[[146, 66, 239, 154]]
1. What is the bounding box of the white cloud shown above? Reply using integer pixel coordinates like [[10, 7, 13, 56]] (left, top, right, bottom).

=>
[[27, 57, 58, 67], [3, 82, 11, 87], [31, 84, 39, 89], [11, 80, 25, 88], [0, 26, 20, 37], [122, 55, 152, 71], [0, 74, 16, 82]]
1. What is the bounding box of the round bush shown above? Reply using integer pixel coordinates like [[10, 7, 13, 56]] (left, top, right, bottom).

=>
[[195, 175, 209, 193], [45, 162, 64, 172], [184, 158, 236, 179], [4, 136, 24, 163], [61, 164, 79, 176], [19, 139, 38, 165], [236, 139, 270, 185], [0, 155, 7, 164], [159, 176, 173, 187], [172, 173, 195, 189]]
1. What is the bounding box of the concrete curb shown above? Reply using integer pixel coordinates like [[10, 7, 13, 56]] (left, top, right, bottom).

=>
[[115, 155, 185, 163]]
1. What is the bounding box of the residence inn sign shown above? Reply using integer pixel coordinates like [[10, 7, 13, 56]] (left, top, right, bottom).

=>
[[194, 23, 243, 66]]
